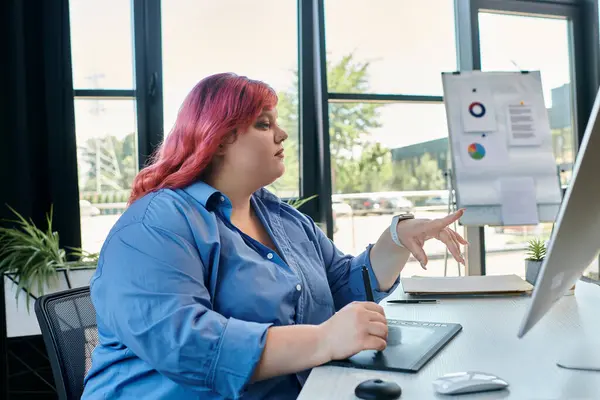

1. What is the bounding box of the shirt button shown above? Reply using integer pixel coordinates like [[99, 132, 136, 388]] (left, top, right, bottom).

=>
[[296, 284, 302, 291], [220, 196, 225, 202], [267, 253, 273, 260]]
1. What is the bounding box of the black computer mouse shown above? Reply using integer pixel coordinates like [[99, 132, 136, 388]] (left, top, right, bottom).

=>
[[354, 378, 402, 399]]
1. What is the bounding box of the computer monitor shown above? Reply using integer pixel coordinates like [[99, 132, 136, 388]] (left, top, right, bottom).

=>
[[517, 88, 600, 368]]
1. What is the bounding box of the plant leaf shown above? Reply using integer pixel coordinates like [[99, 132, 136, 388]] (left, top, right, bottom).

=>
[[0, 205, 64, 311], [287, 194, 318, 210]]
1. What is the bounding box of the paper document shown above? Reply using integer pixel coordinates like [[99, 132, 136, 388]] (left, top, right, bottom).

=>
[[500, 177, 539, 225], [460, 83, 497, 133], [507, 101, 542, 146], [401, 274, 533, 295]]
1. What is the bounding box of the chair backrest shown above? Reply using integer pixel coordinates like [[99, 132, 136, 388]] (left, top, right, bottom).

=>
[[34, 286, 97, 400]]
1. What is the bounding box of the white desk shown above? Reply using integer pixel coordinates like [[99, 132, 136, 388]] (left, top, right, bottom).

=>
[[299, 280, 600, 399]]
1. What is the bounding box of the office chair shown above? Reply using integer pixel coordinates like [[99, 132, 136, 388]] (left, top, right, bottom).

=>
[[34, 286, 98, 400]]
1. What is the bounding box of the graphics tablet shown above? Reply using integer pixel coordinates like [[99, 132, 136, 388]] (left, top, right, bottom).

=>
[[327, 319, 462, 373]]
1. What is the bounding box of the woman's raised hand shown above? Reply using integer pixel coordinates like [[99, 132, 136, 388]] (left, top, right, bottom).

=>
[[395, 209, 468, 269]]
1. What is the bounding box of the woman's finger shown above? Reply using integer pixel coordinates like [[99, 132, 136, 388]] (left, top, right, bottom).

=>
[[444, 228, 460, 250], [363, 336, 387, 352], [447, 229, 466, 264], [367, 321, 389, 340], [366, 310, 388, 325], [450, 228, 468, 245], [361, 301, 386, 317], [428, 209, 465, 232], [448, 228, 468, 250], [440, 229, 464, 264], [403, 238, 428, 269]]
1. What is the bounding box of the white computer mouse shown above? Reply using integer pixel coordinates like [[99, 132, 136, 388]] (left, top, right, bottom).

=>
[[432, 371, 509, 395]]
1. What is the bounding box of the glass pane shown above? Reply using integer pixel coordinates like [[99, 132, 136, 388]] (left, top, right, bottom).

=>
[[329, 102, 465, 277], [74, 99, 138, 254], [479, 12, 575, 185], [161, 0, 300, 197], [69, 0, 134, 89], [324, 0, 457, 95], [477, 12, 594, 279]]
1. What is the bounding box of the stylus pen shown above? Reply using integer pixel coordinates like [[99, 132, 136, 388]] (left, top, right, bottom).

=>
[[361, 265, 375, 302], [386, 299, 439, 304]]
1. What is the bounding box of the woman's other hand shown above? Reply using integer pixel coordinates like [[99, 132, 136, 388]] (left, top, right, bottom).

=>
[[396, 209, 468, 269], [318, 301, 388, 361]]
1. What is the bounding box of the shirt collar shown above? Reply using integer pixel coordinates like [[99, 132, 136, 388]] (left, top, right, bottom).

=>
[[181, 180, 225, 211], [181, 181, 281, 211]]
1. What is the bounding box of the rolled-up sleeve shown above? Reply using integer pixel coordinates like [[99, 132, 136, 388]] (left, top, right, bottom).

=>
[[91, 222, 271, 398], [312, 222, 400, 310]]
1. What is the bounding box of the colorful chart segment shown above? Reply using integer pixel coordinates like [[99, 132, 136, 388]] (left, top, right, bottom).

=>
[[467, 143, 486, 160], [468, 101, 486, 118]]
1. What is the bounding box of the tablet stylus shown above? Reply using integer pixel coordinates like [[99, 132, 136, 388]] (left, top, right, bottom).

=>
[[362, 265, 375, 302]]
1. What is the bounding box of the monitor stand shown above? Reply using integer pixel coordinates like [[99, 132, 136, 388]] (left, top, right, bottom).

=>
[[557, 341, 600, 372]]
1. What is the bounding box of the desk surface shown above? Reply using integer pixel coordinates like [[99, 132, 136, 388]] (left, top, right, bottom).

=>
[[299, 280, 600, 400]]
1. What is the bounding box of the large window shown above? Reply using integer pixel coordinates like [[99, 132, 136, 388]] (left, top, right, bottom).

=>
[[70, 0, 134, 89], [325, 0, 462, 277], [69, 1, 299, 254], [65, 1, 597, 282], [479, 12, 575, 185], [325, 0, 457, 95], [476, 10, 594, 278], [70, 0, 138, 254], [161, 0, 300, 198], [329, 102, 466, 277]]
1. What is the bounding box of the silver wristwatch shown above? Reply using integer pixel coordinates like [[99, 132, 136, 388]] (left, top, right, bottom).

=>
[[390, 213, 415, 247]]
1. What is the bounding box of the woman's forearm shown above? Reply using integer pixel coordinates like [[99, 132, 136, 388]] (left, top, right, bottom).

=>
[[251, 324, 330, 382], [369, 226, 411, 291]]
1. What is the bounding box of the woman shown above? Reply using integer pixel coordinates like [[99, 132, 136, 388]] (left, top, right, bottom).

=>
[[82, 73, 467, 400]]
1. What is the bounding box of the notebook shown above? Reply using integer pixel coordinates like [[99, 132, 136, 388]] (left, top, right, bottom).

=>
[[401, 274, 533, 296]]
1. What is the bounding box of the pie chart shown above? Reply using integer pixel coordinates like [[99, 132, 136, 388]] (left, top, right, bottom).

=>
[[468, 143, 486, 160], [468, 101, 486, 118]]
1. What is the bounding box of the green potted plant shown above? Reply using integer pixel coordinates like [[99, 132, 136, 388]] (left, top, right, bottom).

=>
[[0, 205, 98, 314], [525, 237, 546, 285]]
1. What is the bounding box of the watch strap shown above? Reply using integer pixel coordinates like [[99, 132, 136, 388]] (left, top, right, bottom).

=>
[[390, 213, 415, 247]]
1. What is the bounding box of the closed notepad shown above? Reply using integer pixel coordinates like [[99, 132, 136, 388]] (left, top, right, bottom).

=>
[[401, 274, 533, 295]]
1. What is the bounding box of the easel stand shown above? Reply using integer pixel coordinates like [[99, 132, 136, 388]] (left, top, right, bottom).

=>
[[441, 70, 563, 276], [443, 169, 483, 276], [442, 169, 464, 277], [448, 166, 563, 277]]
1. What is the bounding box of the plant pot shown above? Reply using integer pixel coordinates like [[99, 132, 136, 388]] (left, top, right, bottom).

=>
[[4, 266, 96, 338], [525, 260, 543, 285]]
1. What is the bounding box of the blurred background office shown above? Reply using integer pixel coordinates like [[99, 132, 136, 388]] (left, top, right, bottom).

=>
[[1, 1, 600, 398]]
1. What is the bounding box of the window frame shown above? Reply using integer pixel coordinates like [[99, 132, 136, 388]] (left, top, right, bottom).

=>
[[70, 0, 143, 253], [458, 0, 592, 275], [317, 0, 595, 277], [137, 0, 306, 206], [71, 0, 160, 200], [318, 0, 452, 245], [132, 0, 164, 171], [68, 0, 598, 277], [74, 0, 306, 225]]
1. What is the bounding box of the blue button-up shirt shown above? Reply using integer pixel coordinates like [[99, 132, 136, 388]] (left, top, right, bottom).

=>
[[82, 181, 399, 399]]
